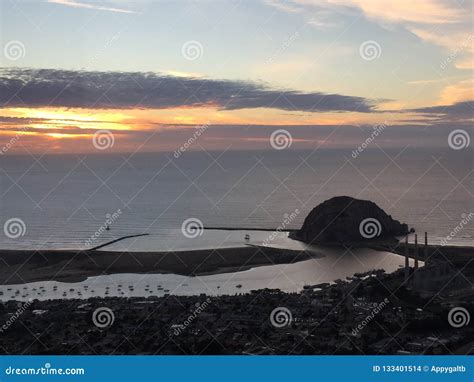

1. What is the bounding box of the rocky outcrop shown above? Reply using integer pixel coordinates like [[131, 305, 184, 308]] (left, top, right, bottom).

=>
[[294, 196, 411, 245]]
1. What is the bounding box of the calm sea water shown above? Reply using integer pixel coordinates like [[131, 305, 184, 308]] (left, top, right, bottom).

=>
[[0, 148, 472, 250], [0, 250, 406, 301]]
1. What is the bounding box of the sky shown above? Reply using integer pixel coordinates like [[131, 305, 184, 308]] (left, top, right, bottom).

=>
[[0, 0, 472, 154]]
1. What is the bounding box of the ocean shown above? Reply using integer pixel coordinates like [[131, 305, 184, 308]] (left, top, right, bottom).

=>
[[0, 148, 473, 250]]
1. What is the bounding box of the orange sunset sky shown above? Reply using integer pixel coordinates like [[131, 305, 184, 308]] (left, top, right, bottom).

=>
[[0, 0, 472, 154]]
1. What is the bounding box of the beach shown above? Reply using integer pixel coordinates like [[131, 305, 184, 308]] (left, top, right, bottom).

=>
[[0, 245, 317, 285]]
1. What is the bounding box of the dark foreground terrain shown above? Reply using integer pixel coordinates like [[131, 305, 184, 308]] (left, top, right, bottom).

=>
[[0, 245, 316, 285], [0, 263, 472, 355]]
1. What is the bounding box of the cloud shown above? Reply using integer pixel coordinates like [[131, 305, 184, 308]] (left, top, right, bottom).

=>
[[267, 0, 463, 25], [409, 27, 473, 70], [0, 114, 118, 126], [264, 0, 304, 14], [411, 100, 473, 115], [410, 100, 474, 123], [266, 1, 470, 49], [265, 0, 344, 29], [0, 116, 46, 124], [0, 68, 375, 113], [47, 0, 138, 14], [266, 0, 472, 107], [327, 0, 462, 24], [437, 79, 474, 106], [1, 121, 467, 154]]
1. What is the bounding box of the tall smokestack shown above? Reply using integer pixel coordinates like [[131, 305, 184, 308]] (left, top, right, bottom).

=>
[[404, 235, 409, 280], [424, 232, 428, 262], [414, 234, 419, 270]]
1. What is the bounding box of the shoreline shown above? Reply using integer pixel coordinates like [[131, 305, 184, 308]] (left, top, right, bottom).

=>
[[0, 237, 472, 286], [202, 227, 298, 232], [1, 265, 472, 355], [0, 245, 319, 286], [371, 242, 474, 265]]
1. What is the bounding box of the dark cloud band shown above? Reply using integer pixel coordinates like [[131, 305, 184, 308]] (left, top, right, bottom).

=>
[[0, 68, 375, 113], [410, 101, 474, 118]]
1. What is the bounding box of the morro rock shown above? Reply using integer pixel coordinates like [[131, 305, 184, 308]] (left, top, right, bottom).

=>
[[294, 196, 410, 245]]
